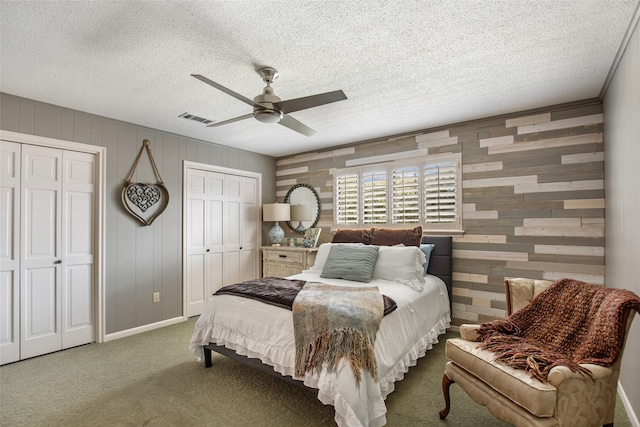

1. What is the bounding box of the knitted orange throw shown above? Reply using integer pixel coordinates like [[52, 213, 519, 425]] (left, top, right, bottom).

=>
[[478, 278, 640, 382]]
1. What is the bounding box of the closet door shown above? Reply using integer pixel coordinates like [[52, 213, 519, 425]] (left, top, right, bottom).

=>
[[0, 132, 101, 364], [0, 141, 21, 364], [219, 175, 259, 285], [186, 169, 208, 317], [20, 145, 63, 360], [0, 142, 96, 363], [184, 165, 260, 317], [185, 170, 224, 317], [223, 174, 242, 286], [240, 177, 258, 281], [61, 151, 95, 348], [205, 172, 224, 299]]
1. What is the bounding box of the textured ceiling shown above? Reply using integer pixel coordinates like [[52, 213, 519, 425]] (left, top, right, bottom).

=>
[[1, 1, 638, 157]]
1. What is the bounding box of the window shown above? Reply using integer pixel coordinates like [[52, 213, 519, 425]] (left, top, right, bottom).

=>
[[334, 153, 462, 232]]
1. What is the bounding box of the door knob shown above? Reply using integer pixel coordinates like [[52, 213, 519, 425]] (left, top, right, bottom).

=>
[[206, 249, 210, 252], [54, 260, 62, 264]]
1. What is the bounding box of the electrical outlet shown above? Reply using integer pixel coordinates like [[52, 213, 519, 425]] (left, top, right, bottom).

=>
[[153, 292, 160, 303]]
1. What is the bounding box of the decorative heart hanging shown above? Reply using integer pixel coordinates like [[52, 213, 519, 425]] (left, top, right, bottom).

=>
[[126, 184, 161, 212], [121, 183, 169, 226], [121, 140, 170, 226]]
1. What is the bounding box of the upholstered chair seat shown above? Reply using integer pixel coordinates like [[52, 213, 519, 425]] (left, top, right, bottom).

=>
[[439, 278, 638, 427]]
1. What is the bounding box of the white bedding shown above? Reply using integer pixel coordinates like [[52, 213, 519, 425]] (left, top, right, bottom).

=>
[[189, 271, 450, 427]]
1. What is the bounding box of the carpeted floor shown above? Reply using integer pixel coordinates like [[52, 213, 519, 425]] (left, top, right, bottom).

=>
[[0, 318, 631, 426]]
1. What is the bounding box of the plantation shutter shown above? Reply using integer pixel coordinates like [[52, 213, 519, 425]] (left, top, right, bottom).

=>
[[335, 173, 359, 224], [362, 170, 387, 224], [423, 161, 457, 224], [392, 166, 420, 223]]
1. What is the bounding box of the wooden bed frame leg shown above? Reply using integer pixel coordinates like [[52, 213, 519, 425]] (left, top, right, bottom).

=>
[[204, 346, 212, 368], [439, 373, 455, 419]]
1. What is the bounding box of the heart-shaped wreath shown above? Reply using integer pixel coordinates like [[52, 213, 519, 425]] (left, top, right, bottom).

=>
[[121, 140, 169, 226]]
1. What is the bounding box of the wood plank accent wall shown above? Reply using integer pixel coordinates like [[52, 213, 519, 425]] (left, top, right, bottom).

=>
[[275, 99, 604, 326]]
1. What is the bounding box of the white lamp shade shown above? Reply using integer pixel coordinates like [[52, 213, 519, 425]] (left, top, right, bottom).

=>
[[263, 203, 290, 222], [290, 204, 311, 221]]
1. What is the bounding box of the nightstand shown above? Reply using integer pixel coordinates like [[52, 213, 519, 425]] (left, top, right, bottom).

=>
[[261, 246, 318, 277]]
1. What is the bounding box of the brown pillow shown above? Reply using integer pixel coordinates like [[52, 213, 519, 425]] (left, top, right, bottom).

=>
[[370, 226, 423, 247], [331, 228, 372, 244]]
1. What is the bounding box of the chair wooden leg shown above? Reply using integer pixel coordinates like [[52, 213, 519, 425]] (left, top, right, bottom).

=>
[[603, 424, 613, 427], [439, 373, 455, 419]]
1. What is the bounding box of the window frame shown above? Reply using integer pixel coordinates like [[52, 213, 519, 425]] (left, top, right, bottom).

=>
[[333, 152, 462, 233]]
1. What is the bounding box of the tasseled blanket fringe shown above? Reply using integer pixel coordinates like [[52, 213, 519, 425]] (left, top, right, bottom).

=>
[[295, 328, 377, 386], [478, 332, 594, 383]]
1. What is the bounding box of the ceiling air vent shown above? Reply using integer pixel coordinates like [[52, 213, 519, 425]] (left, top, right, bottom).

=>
[[179, 112, 214, 125]]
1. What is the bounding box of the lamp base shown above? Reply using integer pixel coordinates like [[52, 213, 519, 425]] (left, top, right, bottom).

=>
[[268, 221, 285, 246], [293, 221, 306, 234]]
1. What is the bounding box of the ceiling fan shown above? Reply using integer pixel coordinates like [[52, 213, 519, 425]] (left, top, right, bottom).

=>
[[191, 67, 347, 136]]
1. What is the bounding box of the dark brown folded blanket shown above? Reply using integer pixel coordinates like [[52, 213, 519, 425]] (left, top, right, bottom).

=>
[[214, 277, 398, 315]]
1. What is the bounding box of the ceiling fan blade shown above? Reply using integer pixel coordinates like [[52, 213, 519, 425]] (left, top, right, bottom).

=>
[[275, 90, 347, 114], [191, 74, 262, 108], [206, 113, 254, 128], [278, 114, 316, 137]]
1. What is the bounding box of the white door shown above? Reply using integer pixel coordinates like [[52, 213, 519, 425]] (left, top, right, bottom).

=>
[[0, 140, 96, 363], [206, 172, 224, 297], [0, 141, 21, 364], [186, 170, 224, 317], [61, 150, 95, 348], [240, 177, 258, 281], [184, 164, 260, 317], [221, 175, 259, 284], [186, 169, 207, 317], [20, 144, 63, 360], [223, 174, 242, 286]]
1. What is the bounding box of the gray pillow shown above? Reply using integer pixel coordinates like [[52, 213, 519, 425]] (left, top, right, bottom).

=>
[[320, 245, 379, 282]]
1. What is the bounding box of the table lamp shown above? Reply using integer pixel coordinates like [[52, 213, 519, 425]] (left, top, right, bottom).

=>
[[290, 204, 311, 233], [263, 203, 290, 246]]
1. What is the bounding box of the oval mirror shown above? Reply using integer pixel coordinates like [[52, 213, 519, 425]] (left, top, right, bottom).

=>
[[284, 183, 321, 234]]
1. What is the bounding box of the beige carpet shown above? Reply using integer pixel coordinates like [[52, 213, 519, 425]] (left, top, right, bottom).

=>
[[0, 318, 631, 426]]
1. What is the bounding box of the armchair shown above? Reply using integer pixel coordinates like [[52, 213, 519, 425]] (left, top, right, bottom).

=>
[[439, 278, 638, 427]]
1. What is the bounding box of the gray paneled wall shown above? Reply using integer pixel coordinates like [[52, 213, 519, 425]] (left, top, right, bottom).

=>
[[275, 99, 604, 326], [603, 17, 640, 420], [0, 93, 276, 334]]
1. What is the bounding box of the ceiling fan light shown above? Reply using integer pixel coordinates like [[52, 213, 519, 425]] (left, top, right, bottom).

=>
[[254, 109, 283, 124]]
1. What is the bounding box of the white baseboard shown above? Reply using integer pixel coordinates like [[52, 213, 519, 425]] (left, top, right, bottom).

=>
[[103, 316, 187, 342], [618, 381, 640, 427]]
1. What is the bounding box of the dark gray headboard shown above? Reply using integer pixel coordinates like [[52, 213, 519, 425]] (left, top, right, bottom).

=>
[[422, 236, 453, 312]]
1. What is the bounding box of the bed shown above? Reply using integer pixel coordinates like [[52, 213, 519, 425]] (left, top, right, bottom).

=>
[[189, 234, 452, 427]]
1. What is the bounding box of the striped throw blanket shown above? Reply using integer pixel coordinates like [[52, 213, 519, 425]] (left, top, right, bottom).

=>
[[293, 283, 384, 387]]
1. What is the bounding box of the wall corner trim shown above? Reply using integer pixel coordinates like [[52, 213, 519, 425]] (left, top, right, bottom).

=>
[[600, 2, 640, 99]]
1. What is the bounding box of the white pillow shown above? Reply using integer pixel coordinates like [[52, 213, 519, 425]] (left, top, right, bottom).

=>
[[371, 246, 426, 291], [307, 242, 364, 273]]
